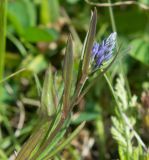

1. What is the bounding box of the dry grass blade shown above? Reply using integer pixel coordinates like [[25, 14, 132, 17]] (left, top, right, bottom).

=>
[[85, 0, 149, 10]]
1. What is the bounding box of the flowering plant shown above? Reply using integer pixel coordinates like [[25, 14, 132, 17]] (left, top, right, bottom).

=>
[[15, 9, 118, 160]]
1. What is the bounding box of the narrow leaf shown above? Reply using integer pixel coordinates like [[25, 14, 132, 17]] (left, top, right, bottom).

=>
[[0, 68, 26, 84], [44, 122, 85, 159], [41, 65, 56, 116], [15, 123, 48, 160], [63, 35, 73, 116], [75, 8, 97, 92], [35, 116, 71, 160], [82, 8, 97, 76]]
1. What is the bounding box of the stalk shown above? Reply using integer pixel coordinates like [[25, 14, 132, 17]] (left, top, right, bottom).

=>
[[0, 0, 7, 81], [107, 0, 132, 99], [0, 0, 7, 139]]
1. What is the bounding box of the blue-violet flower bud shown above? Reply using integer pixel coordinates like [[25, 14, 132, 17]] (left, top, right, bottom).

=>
[[92, 32, 117, 69]]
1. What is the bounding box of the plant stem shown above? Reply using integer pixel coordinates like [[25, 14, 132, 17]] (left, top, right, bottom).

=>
[[107, 0, 117, 34], [0, 0, 7, 139], [104, 74, 119, 107], [107, 0, 132, 99], [0, 0, 7, 81], [76, 45, 121, 106]]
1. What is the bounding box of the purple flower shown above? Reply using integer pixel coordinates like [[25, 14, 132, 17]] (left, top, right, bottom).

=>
[[92, 42, 99, 58], [92, 32, 117, 69]]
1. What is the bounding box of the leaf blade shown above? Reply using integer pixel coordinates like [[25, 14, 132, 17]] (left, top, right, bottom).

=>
[[63, 35, 74, 116]]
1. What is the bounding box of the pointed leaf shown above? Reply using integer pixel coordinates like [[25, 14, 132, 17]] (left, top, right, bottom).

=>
[[44, 122, 85, 159], [15, 122, 49, 160], [82, 8, 97, 76], [35, 116, 71, 160], [63, 35, 73, 115], [41, 65, 56, 116]]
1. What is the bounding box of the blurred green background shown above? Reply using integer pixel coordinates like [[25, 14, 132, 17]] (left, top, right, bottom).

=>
[[0, 0, 149, 159]]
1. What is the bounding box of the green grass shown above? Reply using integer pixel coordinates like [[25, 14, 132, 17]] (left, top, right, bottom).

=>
[[0, 0, 149, 159]]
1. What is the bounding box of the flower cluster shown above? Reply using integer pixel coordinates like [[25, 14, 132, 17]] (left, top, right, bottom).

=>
[[92, 32, 117, 69]]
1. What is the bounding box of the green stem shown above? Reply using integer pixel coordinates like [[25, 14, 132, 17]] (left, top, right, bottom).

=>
[[0, 0, 7, 81], [107, 0, 132, 99], [107, 0, 117, 34], [104, 74, 119, 107], [0, 0, 7, 140]]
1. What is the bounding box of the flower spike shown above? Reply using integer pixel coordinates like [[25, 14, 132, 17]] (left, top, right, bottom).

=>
[[92, 32, 117, 69]]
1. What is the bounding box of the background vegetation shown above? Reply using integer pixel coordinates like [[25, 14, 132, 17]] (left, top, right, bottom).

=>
[[0, 0, 149, 159]]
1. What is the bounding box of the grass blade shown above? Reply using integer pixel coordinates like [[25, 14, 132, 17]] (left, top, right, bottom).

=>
[[15, 121, 49, 160], [0, 68, 26, 84]]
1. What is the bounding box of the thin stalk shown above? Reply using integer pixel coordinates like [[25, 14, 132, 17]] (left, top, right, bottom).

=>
[[104, 74, 119, 107], [107, 0, 132, 99], [85, 0, 149, 10], [0, 68, 26, 84], [107, 0, 117, 34], [0, 0, 7, 139], [0, 0, 7, 81]]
